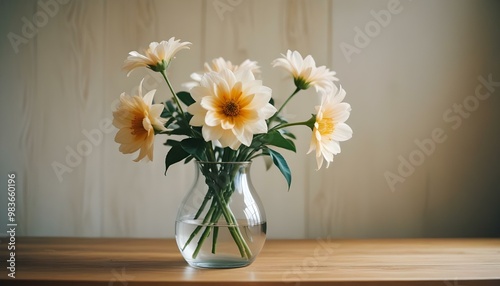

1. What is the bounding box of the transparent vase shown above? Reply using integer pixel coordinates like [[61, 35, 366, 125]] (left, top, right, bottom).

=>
[[175, 161, 267, 268]]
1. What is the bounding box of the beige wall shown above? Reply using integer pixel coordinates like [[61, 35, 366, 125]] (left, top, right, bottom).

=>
[[1, 0, 499, 238]]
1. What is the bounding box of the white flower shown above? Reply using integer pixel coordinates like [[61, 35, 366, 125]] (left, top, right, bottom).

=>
[[123, 37, 191, 76], [308, 84, 352, 169], [183, 57, 261, 90], [112, 80, 167, 162], [272, 50, 338, 92], [187, 68, 276, 150]]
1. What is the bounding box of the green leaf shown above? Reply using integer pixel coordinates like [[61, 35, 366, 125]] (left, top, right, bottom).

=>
[[165, 101, 176, 113], [165, 116, 176, 128], [265, 131, 296, 152], [268, 149, 292, 189], [177, 91, 195, 106], [281, 130, 296, 140], [164, 139, 180, 146], [165, 145, 190, 175], [160, 107, 171, 118], [184, 155, 195, 164], [180, 138, 207, 161]]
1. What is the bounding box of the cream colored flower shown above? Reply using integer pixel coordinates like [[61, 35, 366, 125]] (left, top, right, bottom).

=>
[[272, 50, 338, 92], [188, 68, 276, 150], [123, 37, 191, 76], [308, 85, 352, 169], [183, 57, 261, 90], [113, 80, 167, 162]]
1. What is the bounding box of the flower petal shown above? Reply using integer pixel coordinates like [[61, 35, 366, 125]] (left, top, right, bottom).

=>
[[332, 123, 353, 142], [142, 89, 156, 107]]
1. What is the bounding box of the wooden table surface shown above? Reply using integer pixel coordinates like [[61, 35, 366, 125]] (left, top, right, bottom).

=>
[[1, 237, 499, 285]]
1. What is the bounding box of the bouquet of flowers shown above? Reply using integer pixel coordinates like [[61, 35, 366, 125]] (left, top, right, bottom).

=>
[[112, 37, 352, 263]]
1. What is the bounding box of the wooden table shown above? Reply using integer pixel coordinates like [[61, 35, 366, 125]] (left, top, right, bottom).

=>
[[1, 237, 499, 285]]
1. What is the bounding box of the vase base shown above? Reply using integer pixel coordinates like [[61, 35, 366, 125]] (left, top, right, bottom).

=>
[[186, 257, 255, 269]]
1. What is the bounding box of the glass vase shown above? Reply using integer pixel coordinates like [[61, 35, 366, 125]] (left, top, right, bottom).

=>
[[175, 161, 267, 268]]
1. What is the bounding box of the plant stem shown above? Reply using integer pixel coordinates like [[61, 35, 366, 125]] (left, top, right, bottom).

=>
[[182, 200, 217, 252], [187, 163, 253, 259], [160, 70, 186, 119], [269, 117, 315, 133], [269, 87, 301, 123], [193, 223, 212, 258], [194, 193, 211, 220], [210, 182, 252, 258], [211, 226, 219, 254]]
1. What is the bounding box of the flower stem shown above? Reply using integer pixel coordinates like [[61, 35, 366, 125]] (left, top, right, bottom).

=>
[[182, 200, 217, 252], [269, 87, 301, 123], [160, 70, 186, 119], [269, 115, 316, 133], [211, 226, 219, 254], [212, 188, 252, 258], [189, 164, 253, 259], [205, 142, 217, 163], [193, 224, 212, 258]]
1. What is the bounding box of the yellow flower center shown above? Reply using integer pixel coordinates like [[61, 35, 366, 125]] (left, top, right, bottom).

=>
[[318, 117, 335, 136], [221, 100, 241, 117]]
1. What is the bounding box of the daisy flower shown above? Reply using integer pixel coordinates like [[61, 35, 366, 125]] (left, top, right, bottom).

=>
[[308, 84, 352, 169], [183, 57, 261, 90], [123, 37, 191, 76], [112, 80, 167, 161], [187, 68, 276, 150], [272, 50, 338, 92]]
